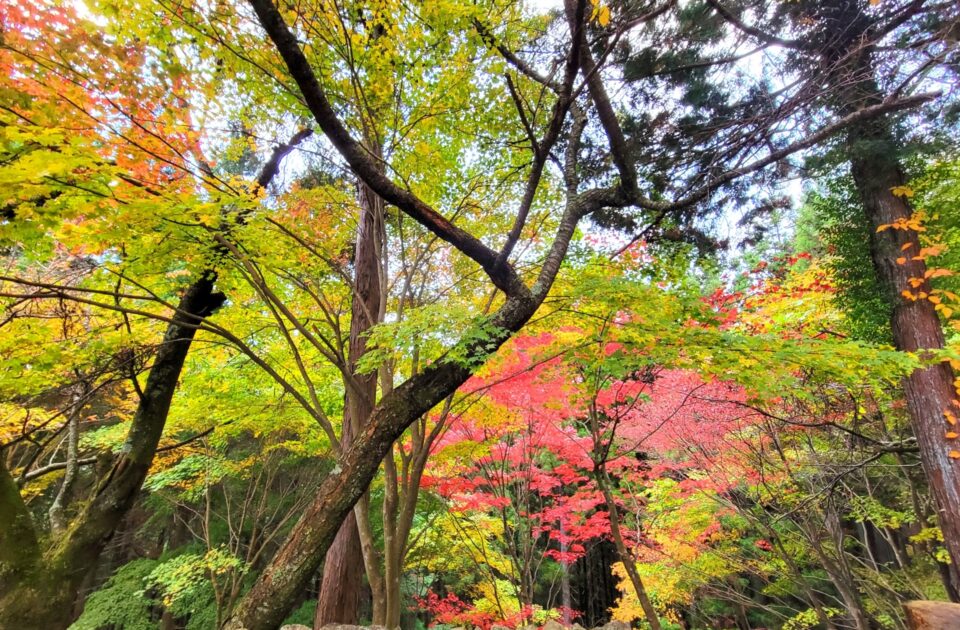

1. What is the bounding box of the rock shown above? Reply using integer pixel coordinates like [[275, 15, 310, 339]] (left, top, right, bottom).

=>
[[598, 621, 630, 630], [491, 625, 512, 630], [318, 625, 388, 630], [570, 624, 586, 630], [280, 626, 311, 630], [904, 600, 960, 629], [541, 620, 566, 630]]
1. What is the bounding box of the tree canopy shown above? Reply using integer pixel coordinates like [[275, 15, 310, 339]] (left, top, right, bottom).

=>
[[2, 0, 960, 629]]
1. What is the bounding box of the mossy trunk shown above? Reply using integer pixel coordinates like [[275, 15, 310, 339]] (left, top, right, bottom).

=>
[[0, 278, 222, 629]]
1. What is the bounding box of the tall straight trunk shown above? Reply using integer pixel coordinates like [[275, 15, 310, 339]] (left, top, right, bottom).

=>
[[807, 0, 960, 589], [315, 175, 385, 627], [838, 88, 960, 592], [381, 452, 402, 628]]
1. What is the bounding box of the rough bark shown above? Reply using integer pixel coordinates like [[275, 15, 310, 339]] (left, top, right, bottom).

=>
[[0, 131, 306, 630], [846, 117, 960, 581], [827, 34, 960, 585], [224, 3, 585, 627], [224, 288, 547, 630], [766, 0, 960, 594], [0, 277, 223, 629], [223, 169, 587, 629], [315, 176, 385, 627]]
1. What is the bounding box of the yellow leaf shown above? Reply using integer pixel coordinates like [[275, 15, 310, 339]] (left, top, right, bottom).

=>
[[950, 450, 960, 459], [890, 185, 914, 198], [901, 242, 914, 251], [896, 257, 907, 265], [947, 432, 958, 439], [598, 4, 611, 26]]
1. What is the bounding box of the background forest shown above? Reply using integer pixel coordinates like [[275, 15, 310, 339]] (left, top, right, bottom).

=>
[[2, 0, 960, 629]]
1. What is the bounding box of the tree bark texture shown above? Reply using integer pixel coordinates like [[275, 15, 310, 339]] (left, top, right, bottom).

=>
[[0, 277, 223, 629], [848, 120, 960, 585], [812, 0, 960, 591], [315, 176, 385, 627]]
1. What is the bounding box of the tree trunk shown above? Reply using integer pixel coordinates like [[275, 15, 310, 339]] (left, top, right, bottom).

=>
[[0, 131, 304, 630], [847, 116, 960, 584], [595, 471, 661, 630], [224, 284, 546, 629], [382, 453, 402, 628], [49, 385, 85, 534], [0, 277, 223, 629], [227, 2, 583, 625], [315, 517, 364, 626], [315, 175, 385, 626], [812, 0, 960, 586]]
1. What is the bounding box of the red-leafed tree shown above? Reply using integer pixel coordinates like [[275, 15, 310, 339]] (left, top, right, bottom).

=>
[[421, 331, 757, 628]]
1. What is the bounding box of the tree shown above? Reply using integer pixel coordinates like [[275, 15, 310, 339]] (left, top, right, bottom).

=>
[[700, 0, 960, 593], [1, 1, 938, 627]]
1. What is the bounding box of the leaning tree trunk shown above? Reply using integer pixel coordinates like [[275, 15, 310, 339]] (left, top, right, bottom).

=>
[[0, 277, 223, 629], [315, 175, 386, 627], [0, 132, 304, 630], [595, 472, 662, 630]]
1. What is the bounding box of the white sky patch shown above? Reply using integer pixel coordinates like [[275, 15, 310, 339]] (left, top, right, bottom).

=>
[[529, 0, 564, 13], [71, 0, 106, 26]]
